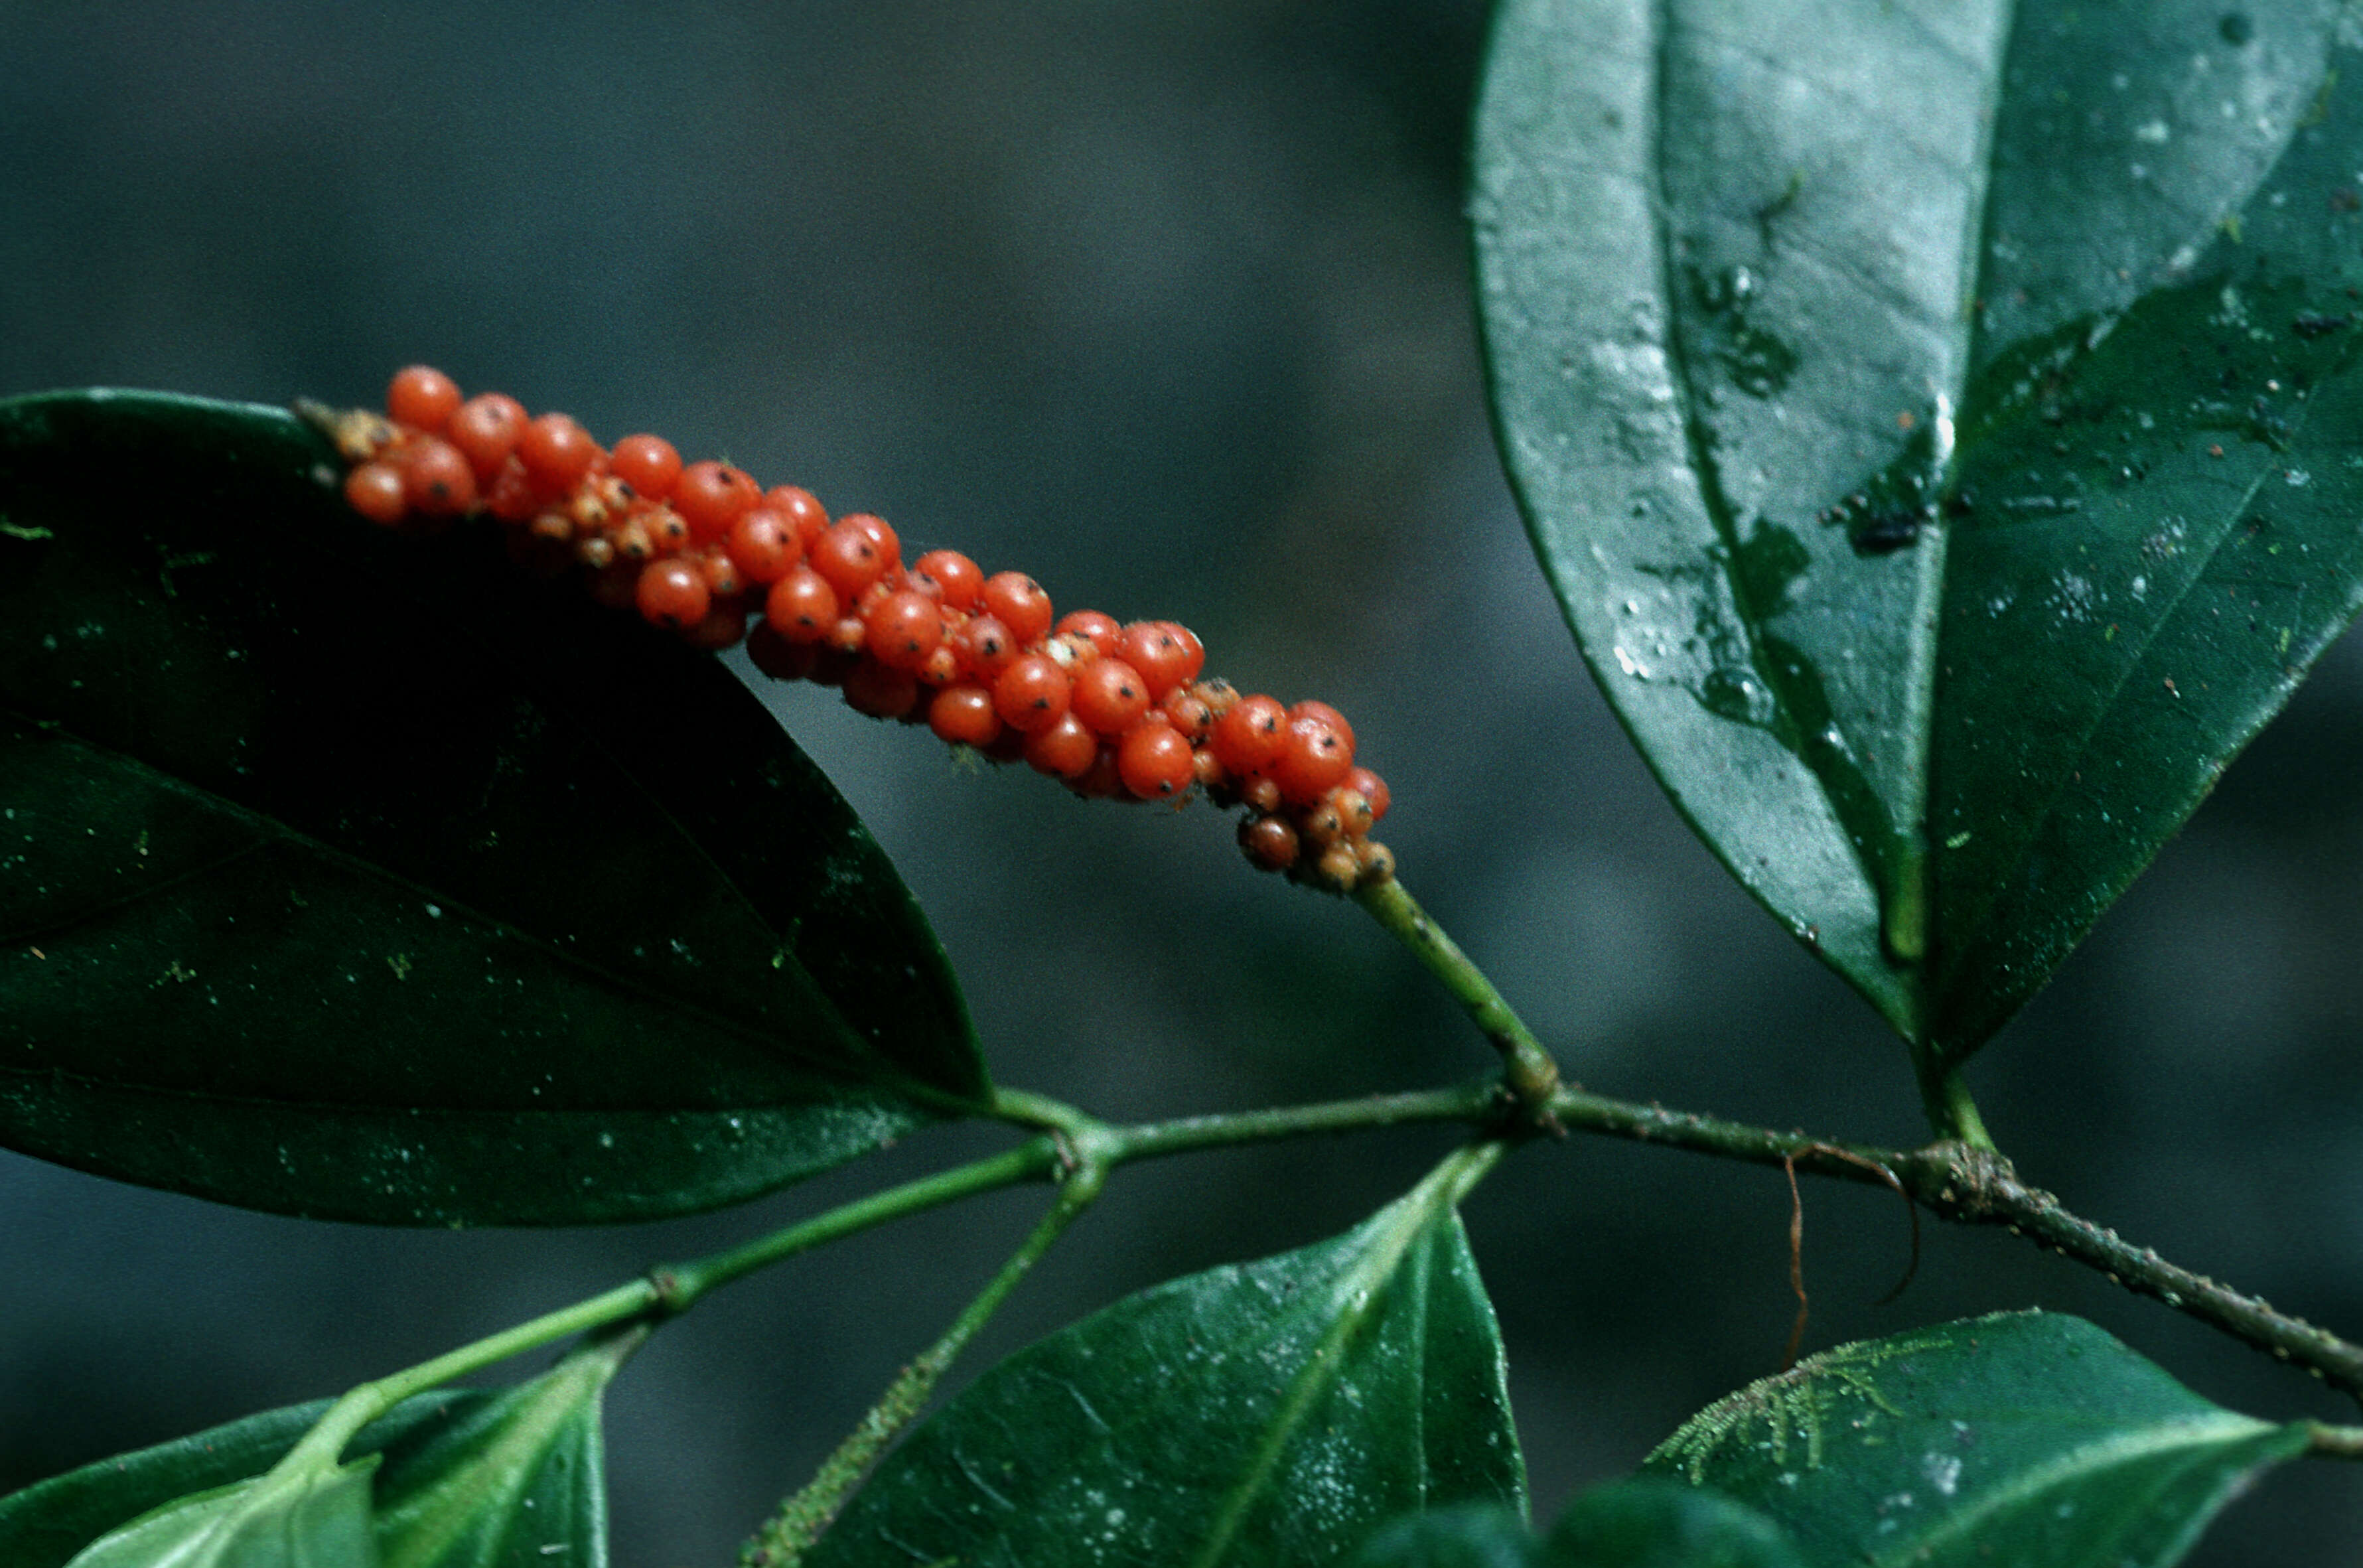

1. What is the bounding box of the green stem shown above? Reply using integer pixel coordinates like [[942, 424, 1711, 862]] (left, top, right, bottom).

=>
[[273, 1279, 658, 1479], [1913, 1054, 1995, 1151], [1353, 877, 1561, 1118], [740, 1163, 1109, 1566], [664, 1140, 1059, 1306], [274, 1137, 1063, 1480]]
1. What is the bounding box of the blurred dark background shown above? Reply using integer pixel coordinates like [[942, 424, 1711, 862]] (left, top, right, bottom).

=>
[[4, 3, 2361, 1563]]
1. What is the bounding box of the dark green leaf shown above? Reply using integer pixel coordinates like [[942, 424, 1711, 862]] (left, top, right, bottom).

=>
[[808, 1151, 1524, 1568], [1543, 1479, 1804, 1568], [0, 390, 987, 1224], [1640, 1310, 2309, 1567], [1352, 1502, 1538, 1568], [1473, 1, 2363, 1056], [1352, 1482, 1803, 1568]]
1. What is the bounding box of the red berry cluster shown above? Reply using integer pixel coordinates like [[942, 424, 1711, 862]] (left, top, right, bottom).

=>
[[309, 366, 1395, 891]]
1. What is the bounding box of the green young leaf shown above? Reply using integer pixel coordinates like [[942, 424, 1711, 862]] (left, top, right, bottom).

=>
[[63, 1460, 379, 1568], [1473, 1, 2363, 1058], [1641, 1310, 2311, 1568], [3, 1336, 626, 1568], [0, 390, 987, 1224], [806, 1149, 1524, 1568], [367, 1333, 628, 1568], [1352, 1482, 1803, 1568], [0, 1399, 460, 1568]]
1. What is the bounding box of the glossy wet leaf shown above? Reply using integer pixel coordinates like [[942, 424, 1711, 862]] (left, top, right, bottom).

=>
[[1641, 1311, 2309, 1567], [0, 390, 985, 1224], [807, 1152, 1524, 1568], [1352, 1483, 1802, 1568], [1474, 1, 2363, 1056]]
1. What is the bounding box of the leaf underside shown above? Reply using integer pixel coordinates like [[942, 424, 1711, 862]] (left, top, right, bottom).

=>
[[1641, 1310, 2309, 1568], [0, 390, 986, 1224], [1476, 0, 2363, 1058], [808, 1173, 1525, 1568]]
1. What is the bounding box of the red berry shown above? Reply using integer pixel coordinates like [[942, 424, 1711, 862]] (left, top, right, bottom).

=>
[[841, 514, 901, 569], [518, 413, 601, 490], [1117, 621, 1196, 697], [445, 393, 527, 478], [912, 549, 983, 610], [952, 614, 1020, 679], [725, 508, 802, 584], [1117, 723, 1194, 799], [979, 572, 1054, 644], [993, 652, 1072, 732], [764, 485, 829, 549], [1311, 842, 1362, 891], [696, 547, 745, 599], [1211, 693, 1287, 776], [748, 622, 820, 683], [610, 434, 683, 499], [1271, 708, 1353, 804], [1068, 744, 1126, 800], [764, 566, 839, 642], [387, 366, 461, 430], [681, 599, 751, 650], [1344, 766, 1390, 821], [842, 660, 920, 720], [1289, 700, 1356, 758], [1023, 712, 1098, 778], [1161, 685, 1216, 742], [917, 644, 962, 686], [1239, 814, 1299, 871], [1242, 775, 1283, 814], [827, 615, 869, 653], [400, 437, 478, 516], [1055, 610, 1122, 658], [587, 560, 642, 610], [644, 506, 691, 551], [1069, 658, 1151, 735], [811, 519, 892, 597], [344, 461, 407, 525], [928, 684, 1003, 747], [482, 456, 540, 522], [865, 589, 944, 670], [673, 461, 760, 543], [636, 557, 710, 630]]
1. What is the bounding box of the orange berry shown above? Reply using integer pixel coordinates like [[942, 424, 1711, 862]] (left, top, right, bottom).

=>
[[764, 566, 839, 642], [726, 508, 803, 584], [993, 652, 1071, 733], [445, 393, 527, 478], [979, 572, 1053, 644], [344, 461, 407, 525], [387, 366, 461, 430], [1054, 610, 1122, 658], [1070, 658, 1151, 735], [1117, 723, 1194, 799], [518, 413, 601, 491], [636, 558, 710, 630], [673, 461, 761, 543], [399, 437, 478, 516], [764, 485, 829, 550], [842, 660, 920, 720], [929, 684, 1002, 747], [912, 549, 983, 610], [1023, 713, 1098, 778], [865, 589, 944, 671], [1239, 814, 1299, 872], [610, 434, 683, 499]]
